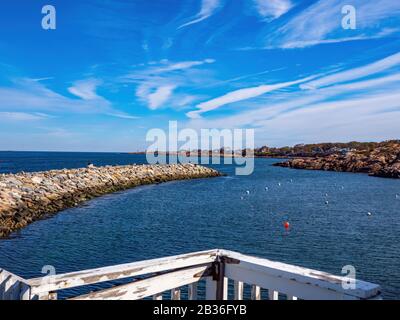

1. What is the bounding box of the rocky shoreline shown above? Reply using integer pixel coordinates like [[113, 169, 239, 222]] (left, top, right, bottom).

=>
[[0, 164, 222, 238], [274, 142, 400, 179]]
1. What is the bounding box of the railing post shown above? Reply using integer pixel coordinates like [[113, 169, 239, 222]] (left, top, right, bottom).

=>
[[20, 283, 32, 300], [188, 283, 198, 300], [171, 288, 181, 300], [205, 277, 217, 300], [153, 293, 163, 300], [251, 285, 261, 300], [206, 255, 228, 300], [215, 258, 226, 300], [206, 256, 229, 300], [269, 290, 279, 300], [234, 281, 244, 300]]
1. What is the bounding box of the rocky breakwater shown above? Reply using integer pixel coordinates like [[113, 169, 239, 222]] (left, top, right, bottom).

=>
[[274, 141, 400, 179], [0, 164, 222, 238]]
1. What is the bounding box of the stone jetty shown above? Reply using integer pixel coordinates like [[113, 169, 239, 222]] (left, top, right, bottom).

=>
[[0, 164, 222, 238]]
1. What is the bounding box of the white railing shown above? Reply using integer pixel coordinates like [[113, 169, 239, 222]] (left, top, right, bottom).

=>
[[0, 249, 381, 300]]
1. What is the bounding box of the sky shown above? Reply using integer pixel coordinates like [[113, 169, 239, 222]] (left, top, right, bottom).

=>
[[0, 0, 399, 152]]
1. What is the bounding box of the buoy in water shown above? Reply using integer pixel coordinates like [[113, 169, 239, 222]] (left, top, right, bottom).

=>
[[284, 221, 290, 230], [325, 201, 329, 205], [246, 190, 250, 195], [278, 182, 281, 187], [265, 187, 269, 191], [367, 212, 372, 216]]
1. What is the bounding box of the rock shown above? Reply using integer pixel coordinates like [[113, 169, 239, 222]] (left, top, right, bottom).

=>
[[274, 141, 400, 179], [32, 177, 43, 184]]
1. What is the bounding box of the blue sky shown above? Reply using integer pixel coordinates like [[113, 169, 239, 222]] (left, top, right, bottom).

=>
[[0, 0, 399, 151]]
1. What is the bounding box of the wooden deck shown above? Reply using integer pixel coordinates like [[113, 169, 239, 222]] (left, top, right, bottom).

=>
[[0, 249, 381, 300]]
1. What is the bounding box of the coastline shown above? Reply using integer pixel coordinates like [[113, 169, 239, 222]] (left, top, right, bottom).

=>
[[273, 153, 400, 179], [0, 163, 222, 238]]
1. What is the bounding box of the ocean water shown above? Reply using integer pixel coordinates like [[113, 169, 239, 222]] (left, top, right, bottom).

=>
[[0, 151, 399, 299]]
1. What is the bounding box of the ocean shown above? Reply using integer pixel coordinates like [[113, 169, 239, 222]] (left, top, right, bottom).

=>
[[0, 151, 399, 299]]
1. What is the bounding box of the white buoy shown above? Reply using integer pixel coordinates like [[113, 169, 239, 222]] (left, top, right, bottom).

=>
[[325, 201, 329, 205], [290, 179, 293, 183], [246, 190, 250, 195], [325, 193, 329, 197], [241, 196, 244, 200], [367, 212, 372, 216], [265, 187, 269, 191], [396, 194, 399, 199], [278, 182, 281, 187]]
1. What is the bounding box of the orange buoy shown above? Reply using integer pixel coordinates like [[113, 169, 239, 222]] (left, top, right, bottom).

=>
[[284, 221, 290, 230]]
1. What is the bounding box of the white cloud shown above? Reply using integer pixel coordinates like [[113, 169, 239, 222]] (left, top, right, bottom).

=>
[[187, 79, 400, 145], [265, 0, 400, 49], [254, 0, 294, 20], [186, 76, 315, 118], [179, 0, 221, 28], [252, 92, 400, 144], [184, 53, 400, 133], [0, 112, 49, 122], [68, 78, 102, 100], [147, 85, 177, 110], [150, 59, 215, 74], [129, 59, 215, 110], [31, 77, 54, 82], [273, 35, 382, 49], [301, 52, 400, 89], [0, 78, 137, 119], [105, 112, 139, 120], [174, 95, 200, 108], [0, 79, 104, 113]]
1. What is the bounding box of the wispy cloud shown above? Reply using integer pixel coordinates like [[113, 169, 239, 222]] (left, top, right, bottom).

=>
[[253, 0, 294, 20], [301, 52, 400, 89], [184, 51, 400, 146], [252, 92, 400, 145], [31, 77, 54, 82], [149, 59, 215, 74], [143, 85, 177, 110], [0, 78, 137, 120], [68, 78, 102, 100], [126, 59, 216, 110], [0, 112, 49, 122], [186, 76, 315, 118], [105, 112, 139, 120], [264, 0, 400, 49], [270, 32, 397, 49], [0, 78, 109, 113], [188, 76, 400, 145], [179, 0, 221, 29]]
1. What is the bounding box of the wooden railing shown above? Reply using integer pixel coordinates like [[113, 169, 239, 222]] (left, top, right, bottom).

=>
[[0, 249, 381, 300]]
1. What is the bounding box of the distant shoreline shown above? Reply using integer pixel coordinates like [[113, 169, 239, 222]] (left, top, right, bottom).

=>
[[273, 141, 400, 179]]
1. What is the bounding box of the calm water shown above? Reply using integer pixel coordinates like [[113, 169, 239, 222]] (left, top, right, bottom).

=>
[[0, 152, 399, 299]]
